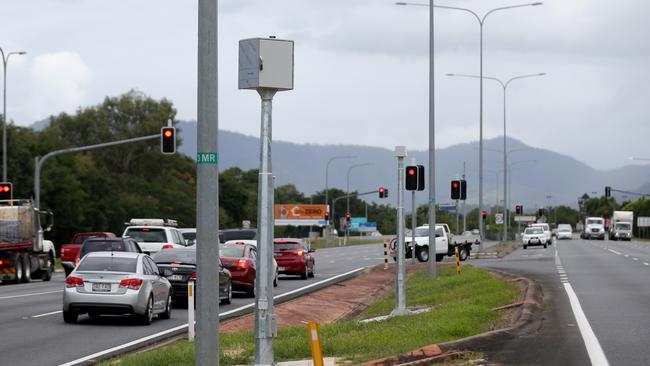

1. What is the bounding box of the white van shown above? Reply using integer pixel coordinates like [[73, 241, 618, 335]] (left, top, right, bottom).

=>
[[531, 223, 552, 245]]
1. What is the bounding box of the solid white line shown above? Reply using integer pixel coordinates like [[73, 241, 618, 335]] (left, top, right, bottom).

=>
[[643, 262, 649, 266], [58, 267, 367, 366], [608, 249, 622, 255], [0, 290, 62, 300], [563, 282, 609, 366], [633, 258, 639, 261], [32, 310, 63, 318]]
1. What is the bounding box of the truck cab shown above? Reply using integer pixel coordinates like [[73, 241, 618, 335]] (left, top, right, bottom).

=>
[[582, 217, 605, 240]]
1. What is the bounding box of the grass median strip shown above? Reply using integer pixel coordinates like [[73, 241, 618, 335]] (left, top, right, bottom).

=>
[[102, 266, 518, 366]]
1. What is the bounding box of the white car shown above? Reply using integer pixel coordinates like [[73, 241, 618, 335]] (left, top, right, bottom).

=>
[[178, 228, 196, 246], [557, 224, 573, 240], [531, 223, 552, 245], [522, 227, 547, 249], [123, 219, 189, 255]]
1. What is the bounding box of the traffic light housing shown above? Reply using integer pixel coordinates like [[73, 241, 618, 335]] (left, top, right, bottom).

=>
[[324, 212, 330, 222], [384, 188, 388, 198], [515, 204, 523, 215], [605, 186, 611, 198], [378, 187, 386, 198], [481, 210, 487, 221], [0, 182, 12, 201], [161, 127, 176, 154], [345, 213, 351, 222], [451, 180, 461, 200], [405, 166, 418, 191], [460, 179, 467, 200]]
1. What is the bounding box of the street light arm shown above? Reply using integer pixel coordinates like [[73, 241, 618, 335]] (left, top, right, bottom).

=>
[[446, 73, 505, 88], [505, 73, 546, 88], [433, 4, 481, 23], [483, 3, 543, 24]]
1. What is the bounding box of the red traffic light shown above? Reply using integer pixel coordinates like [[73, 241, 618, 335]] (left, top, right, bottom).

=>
[[1, 186, 9, 192], [407, 168, 416, 175], [0, 182, 12, 201], [481, 210, 487, 218], [379, 187, 385, 193], [160, 127, 176, 154], [345, 213, 351, 219], [452, 182, 459, 188]]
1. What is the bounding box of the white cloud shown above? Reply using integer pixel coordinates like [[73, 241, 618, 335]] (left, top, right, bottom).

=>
[[28, 52, 91, 120]]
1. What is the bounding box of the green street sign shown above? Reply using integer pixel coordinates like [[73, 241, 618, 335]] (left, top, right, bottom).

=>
[[196, 152, 218, 164]]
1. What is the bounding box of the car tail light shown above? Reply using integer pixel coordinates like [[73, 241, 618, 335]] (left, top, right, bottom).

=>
[[61, 247, 67, 253], [190, 272, 197, 281], [119, 278, 143, 290], [296, 250, 304, 256], [162, 244, 174, 249], [237, 259, 249, 269], [65, 276, 84, 288]]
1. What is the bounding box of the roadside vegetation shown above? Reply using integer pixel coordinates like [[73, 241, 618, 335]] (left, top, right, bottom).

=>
[[102, 266, 518, 366]]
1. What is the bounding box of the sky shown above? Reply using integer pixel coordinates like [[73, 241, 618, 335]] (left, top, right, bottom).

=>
[[1, 0, 649, 170]]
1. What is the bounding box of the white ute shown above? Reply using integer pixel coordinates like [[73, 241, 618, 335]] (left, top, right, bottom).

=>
[[391, 224, 480, 263]]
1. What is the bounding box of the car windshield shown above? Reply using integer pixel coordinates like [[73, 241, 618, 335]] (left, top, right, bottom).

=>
[[559, 228, 571, 232], [414, 228, 429, 237], [615, 223, 631, 230], [525, 228, 543, 234], [220, 230, 256, 242], [274, 242, 301, 250], [80, 240, 128, 258], [220, 246, 246, 257], [76, 256, 137, 273], [124, 228, 166, 242], [73, 234, 101, 244], [587, 219, 603, 225], [182, 232, 196, 241], [153, 249, 196, 264]]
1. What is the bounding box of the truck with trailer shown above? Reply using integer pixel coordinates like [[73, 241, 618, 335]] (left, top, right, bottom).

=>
[[391, 223, 480, 263], [0, 200, 56, 283], [609, 211, 633, 241]]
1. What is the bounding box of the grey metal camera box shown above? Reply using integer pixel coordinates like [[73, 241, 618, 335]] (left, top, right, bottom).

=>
[[239, 38, 294, 91]]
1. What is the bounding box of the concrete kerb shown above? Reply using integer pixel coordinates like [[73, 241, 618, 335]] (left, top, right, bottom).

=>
[[74, 267, 370, 366], [360, 267, 543, 366]]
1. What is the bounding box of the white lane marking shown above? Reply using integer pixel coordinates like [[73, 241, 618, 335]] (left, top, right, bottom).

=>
[[608, 249, 622, 255], [644, 262, 650, 266], [58, 267, 366, 366], [633, 258, 639, 261], [0, 290, 62, 300], [563, 282, 610, 366], [32, 310, 63, 318], [624, 255, 629, 258]]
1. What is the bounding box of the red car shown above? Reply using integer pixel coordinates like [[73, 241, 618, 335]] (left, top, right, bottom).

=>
[[220, 243, 258, 297], [273, 238, 315, 279], [60, 232, 116, 276]]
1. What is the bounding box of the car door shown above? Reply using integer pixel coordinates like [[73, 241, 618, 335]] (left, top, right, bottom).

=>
[[435, 227, 448, 253], [144, 257, 164, 311]]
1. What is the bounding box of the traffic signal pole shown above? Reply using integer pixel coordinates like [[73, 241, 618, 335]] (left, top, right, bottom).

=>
[[34, 134, 159, 209], [394, 146, 407, 314]]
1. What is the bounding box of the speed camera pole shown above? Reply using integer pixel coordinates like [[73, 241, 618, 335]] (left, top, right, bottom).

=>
[[239, 37, 294, 366], [196, 1, 220, 365], [394, 146, 407, 314]]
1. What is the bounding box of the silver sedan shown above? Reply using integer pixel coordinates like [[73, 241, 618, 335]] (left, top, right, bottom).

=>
[[62, 251, 172, 325]]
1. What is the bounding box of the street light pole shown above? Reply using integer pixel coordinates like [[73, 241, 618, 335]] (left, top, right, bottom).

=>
[[346, 163, 373, 245], [397, 1, 542, 249], [325, 155, 355, 245], [0, 48, 26, 182], [447, 73, 545, 242]]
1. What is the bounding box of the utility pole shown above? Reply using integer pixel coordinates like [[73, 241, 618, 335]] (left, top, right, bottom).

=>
[[462, 162, 466, 233], [394, 146, 407, 314], [196, 1, 219, 365], [411, 158, 417, 265]]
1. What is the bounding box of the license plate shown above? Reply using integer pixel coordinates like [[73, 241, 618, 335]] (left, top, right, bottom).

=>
[[278, 267, 285, 271], [169, 275, 184, 281], [92, 283, 111, 292]]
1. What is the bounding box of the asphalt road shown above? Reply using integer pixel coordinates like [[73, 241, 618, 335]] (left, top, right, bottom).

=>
[[0, 243, 385, 366], [473, 236, 650, 366]]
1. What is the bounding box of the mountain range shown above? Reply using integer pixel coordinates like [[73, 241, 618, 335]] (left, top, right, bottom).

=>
[[174, 121, 650, 209], [30, 119, 650, 209]]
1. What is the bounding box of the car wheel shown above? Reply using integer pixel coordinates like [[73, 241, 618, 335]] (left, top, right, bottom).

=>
[[544, 243, 548, 248], [301, 265, 308, 279], [308, 262, 315, 278], [435, 254, 444, 262], [247, 279, 256, 297], [222, 281, 232, 305], [159, 293, 173, 319], [416, 246, 429, 262], [63, 310, 77, 324], [139, 296, 154, 325], [392, 256, 397, 262], [273, 270, 279, 287], [523, 245, 528, 250], [21, 254, 32, 283], [458, 247, 469, 262]]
